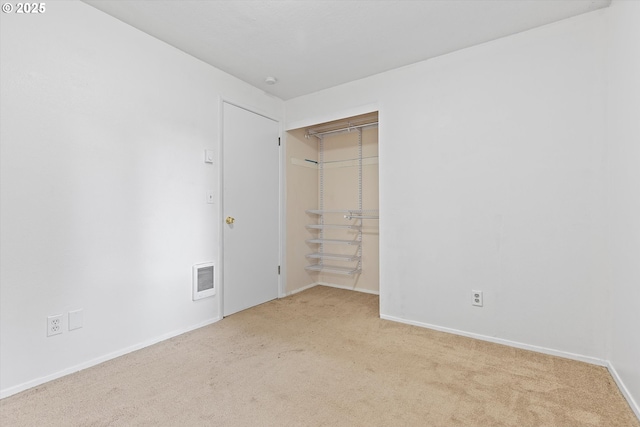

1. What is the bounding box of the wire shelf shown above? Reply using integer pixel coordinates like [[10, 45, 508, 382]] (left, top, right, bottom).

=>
[[306, 224, 362, 230], [306, 209, 379, 215], [305, 264, 361, 275], [306, 253, 361, 261], [304, 126, 377, 277], [306, 239, 361, 246]]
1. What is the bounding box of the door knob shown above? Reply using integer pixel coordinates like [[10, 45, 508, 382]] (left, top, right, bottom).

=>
[[226, 216, 235, 224]]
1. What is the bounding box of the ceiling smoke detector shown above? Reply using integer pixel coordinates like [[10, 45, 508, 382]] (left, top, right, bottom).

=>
[[264, 76, 278, 85]]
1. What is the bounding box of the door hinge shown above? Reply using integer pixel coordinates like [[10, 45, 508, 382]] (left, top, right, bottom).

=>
[[278, 137, 281, 146], [278, 265, 281, 275]]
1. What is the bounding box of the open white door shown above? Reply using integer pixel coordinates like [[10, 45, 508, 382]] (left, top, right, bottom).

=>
[[222, 102, 279, 316]]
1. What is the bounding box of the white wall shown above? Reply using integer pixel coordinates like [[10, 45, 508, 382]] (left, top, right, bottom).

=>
[[0, 1, 282, 397], [286, 4, 640, 414], [286, 10, 609, 361], [605, 0, 640, 416]]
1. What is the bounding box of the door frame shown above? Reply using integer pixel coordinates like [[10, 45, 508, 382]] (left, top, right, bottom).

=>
[[218, 98, 284, 318], [282, 102, 380, 298]]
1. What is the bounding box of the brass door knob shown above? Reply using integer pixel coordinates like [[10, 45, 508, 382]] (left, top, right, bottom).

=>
[[226, 216, 235, 224]]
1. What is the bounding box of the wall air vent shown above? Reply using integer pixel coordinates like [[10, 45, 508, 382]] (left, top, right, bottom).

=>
[[192, 262, 215, 301]]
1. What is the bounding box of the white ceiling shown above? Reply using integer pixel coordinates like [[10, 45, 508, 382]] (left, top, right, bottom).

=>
[[83, 0, 611, 100]]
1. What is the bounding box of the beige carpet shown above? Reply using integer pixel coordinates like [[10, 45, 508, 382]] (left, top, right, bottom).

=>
[[1, 285, 638, 426]]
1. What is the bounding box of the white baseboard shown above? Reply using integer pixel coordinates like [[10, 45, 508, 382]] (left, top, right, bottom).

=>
[[381, 314, 640, 422], [316, 282, 380, 295], [607, 361, 640, 420], [283, 282, 380, 297], [379, 313, 607, 366], [282, 282, 319, 297], [0, 316, 222, 400]]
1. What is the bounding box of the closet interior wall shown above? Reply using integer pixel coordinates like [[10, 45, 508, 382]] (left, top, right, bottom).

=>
[[285, 129, 318, 294], [285, 118, 379, 295]]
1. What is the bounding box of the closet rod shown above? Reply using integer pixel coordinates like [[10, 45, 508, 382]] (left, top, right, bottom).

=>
[[306, 121, 378, 138], [322, 155, 378, 164]]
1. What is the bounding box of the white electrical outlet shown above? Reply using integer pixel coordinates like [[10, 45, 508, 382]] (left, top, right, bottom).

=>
[[47, 314, 63, 336], [472, 290, 483, 307]]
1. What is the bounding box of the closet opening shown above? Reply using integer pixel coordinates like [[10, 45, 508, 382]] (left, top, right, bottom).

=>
[[285, 112, 379, 297]]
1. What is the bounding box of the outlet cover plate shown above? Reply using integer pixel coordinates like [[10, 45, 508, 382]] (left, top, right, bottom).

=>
[[47, 314, 63, 336], [472, 290, 483, 307]]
